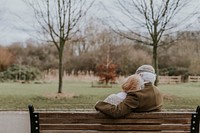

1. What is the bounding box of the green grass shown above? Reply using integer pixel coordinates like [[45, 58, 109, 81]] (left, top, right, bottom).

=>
[[0, 81, 200, 110], [159, 82, 200, 109]]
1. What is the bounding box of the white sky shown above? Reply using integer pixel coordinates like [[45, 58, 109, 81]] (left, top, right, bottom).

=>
[[0, 0, 199, 46], [0, 0, 32, 45]]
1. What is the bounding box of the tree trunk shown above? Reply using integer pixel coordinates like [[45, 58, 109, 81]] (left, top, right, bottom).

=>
[[58, 42, 64, 93], [153, 45, 158, 86]]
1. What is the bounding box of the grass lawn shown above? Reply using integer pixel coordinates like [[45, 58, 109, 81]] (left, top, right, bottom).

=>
[[0, 81, 200, 110], [159, 82, 200, 110]]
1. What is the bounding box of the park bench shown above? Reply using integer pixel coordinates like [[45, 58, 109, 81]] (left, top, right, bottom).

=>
[[28, 105, 200, 133]]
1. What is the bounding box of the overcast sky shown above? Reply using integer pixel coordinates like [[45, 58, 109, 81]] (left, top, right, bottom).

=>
[[0, 0, 31, 45], [0, 0, 108, 45], [0, 0, 199, 46]]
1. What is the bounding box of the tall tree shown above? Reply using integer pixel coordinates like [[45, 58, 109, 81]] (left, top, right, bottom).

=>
[[25, 0, 94, 93], [104, 0, 197, 85]]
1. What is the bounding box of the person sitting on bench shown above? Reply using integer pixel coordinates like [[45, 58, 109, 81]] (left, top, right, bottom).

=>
[[95, 65, 163, 118]]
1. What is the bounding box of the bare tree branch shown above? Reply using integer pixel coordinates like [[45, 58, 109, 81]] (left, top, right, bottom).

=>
[[24, 0, 95, 93], [101, 0, 198, 85]]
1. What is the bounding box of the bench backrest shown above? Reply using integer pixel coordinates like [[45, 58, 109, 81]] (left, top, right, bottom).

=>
[[28, 105, 200, 133]]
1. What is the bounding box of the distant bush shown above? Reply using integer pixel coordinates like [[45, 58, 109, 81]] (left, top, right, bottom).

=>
[[0, 64, 41, 81], [160, 67, 188, 76], [159, 67, 189, 82]]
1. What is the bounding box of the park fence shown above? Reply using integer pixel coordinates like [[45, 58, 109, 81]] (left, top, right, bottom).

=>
[[188, 76, 200, 82], [158, 76, 200, 84], [158, 76, 182, 84], [42, 70, 200, 84]]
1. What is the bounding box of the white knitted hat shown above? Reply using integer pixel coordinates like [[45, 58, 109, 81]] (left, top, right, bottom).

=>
[[140, 72, 156, 84], [136, 65, 155, 74], [136, 65, 156, 84]]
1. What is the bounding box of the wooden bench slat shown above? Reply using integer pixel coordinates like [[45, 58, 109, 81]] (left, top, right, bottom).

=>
[[39, 118, 191, 124], [40, 129, 191, 132], [40, 124, 101, 130], [100, 124, 191, 131], [40, 124, 191, 131], [40, 130, 190, 133], [38, 112, 194, 119], [100, 125, 191, 131]]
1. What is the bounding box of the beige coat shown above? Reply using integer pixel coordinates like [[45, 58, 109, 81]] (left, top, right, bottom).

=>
[[95, 83, 163, 118]]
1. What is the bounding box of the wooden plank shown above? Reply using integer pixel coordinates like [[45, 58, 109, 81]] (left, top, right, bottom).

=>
[[40, 118, 163, 124], [99, 124, 191, 131], [188, 76, 200, 82], [39, 118, 191, 124], [40, 124, 191, 131], [158, 76, 181, 84], [38, 112, 194, 119], [126, 112, 194, 119], [40, 124, 101, 130], [40, 130, 190, 133], [39, 112, 102, 119]]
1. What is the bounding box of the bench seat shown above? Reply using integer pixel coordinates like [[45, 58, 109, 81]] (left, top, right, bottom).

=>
[[28, 105, 200, 133]]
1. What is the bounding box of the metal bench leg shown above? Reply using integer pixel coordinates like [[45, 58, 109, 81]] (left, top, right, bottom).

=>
[[191, 106, 200, 133], [28, 105, 40, 133]]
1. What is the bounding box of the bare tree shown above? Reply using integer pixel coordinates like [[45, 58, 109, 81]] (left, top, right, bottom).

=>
[[104, 0, 197, 85], [25, 0, 94, 93]]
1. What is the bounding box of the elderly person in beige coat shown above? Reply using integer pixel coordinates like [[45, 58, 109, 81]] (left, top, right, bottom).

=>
[[95, 65, 163, 118]]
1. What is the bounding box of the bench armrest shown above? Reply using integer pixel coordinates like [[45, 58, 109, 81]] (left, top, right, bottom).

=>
[[28, 105, 40, 133]]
